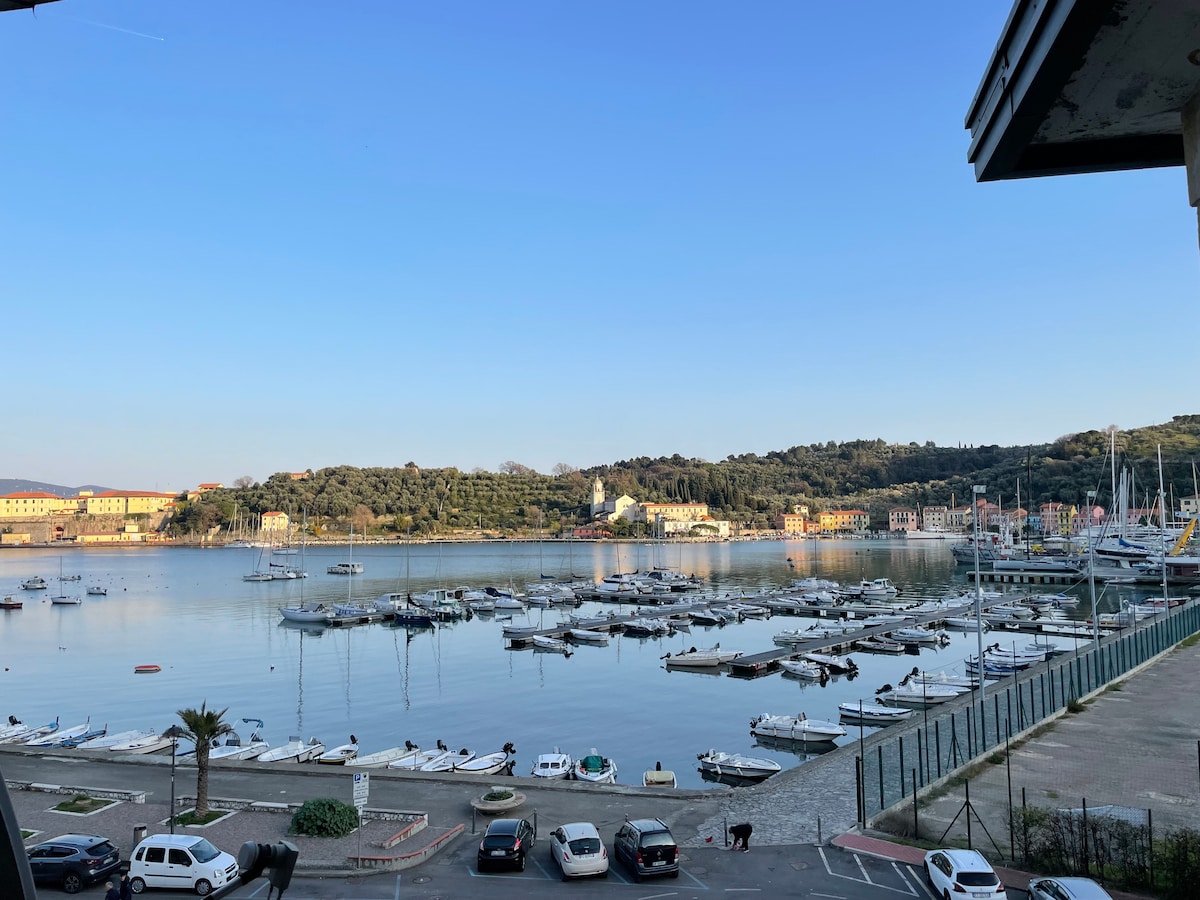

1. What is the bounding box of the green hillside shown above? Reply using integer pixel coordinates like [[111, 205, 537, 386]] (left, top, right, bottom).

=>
[[169, 415, 1200, 537]]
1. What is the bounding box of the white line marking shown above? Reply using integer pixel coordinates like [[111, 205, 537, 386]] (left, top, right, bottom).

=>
[[855, 853, 872, 883], [810, 893, 847, 899], [635, 893, 679, 900], [892, 861, 917, 896], [907, 865, 938, 899], [394, 873, 402, 900], [723, 890, 762, 893], [818, 845, 833, 874]]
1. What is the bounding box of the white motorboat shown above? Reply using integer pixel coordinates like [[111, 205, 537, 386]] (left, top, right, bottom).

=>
[[50, 594, 82, 606], [451, 742, 515, 775], [27, 720, 90, 747], [856, 637, 907, 654], [257, 736, 325, 763], [856, 613, 915, 627], [773, 628, 817, 646], [988, 603, 1036, 620], [531, 635, 572, 654], [532, 748, 573, 779], [875, 682, 960, 707], [749, 712, 847, 742], [20, 577, 48, 591], [387, 741, 449, 771], [86, 586, 107, 596], [1024, 639, 1064, 656], [944, 616, 990, 630], [779, 659, 826, 679], [110, 732, 174, 754], [567, 629, 608, 644], [663, 644, 742, 667], [422, 747, 476, 772], [838, 702, 914, 725], [573, 749, 618, 783], [904, 668, 986, 689], [502, 623, 538, 638], [696, 749, 782, 780], [889, 626, 948, 644], [0, 718, 58, 744], [801, 652, 857, 674], [643, 767, 677, 788], [347, 745, 413, 768], [210, 727, 269, 761], [317, 736, 360, 765], [74, 728, 158, 750], [327, 561, 364, 575]]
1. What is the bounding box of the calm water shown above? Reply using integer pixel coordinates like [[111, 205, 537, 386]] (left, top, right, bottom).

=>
[[0, 539, 1147, 788]]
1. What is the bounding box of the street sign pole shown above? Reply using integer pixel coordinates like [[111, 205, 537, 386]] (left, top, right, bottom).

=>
[[352, 772, 369, 865]]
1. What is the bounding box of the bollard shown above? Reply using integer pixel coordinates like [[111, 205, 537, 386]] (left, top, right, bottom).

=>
[[817, 815, 822, 845]]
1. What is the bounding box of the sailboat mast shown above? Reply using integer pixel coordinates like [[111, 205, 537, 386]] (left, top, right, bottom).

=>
[[1158, 445, 1169, 604]]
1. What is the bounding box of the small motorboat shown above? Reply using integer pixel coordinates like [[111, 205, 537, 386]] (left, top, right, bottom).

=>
[[86, 586, 107, 596], [134, 664, 162, 674], [422, 747, 475, 772], [801, 652, 858, 674], [0, 717, 58, 744], [347, 744, 413, 768], [663, 645, 742, 667], [573, 749, 618, 784], [73, 728, 158, 750], [749, 712, 847, 742], [567, 629, 609, 644], [875, 682, 960, 707], [452, 742, 515, 775], [110, 732, 174, 754], [50, 594, 82, 606], [0, 596, 22, 610], [532, 635, 572, 655], [27, 720, 91, 747], [59, 574, 82, 582], [696, 749, 781, 781], [532, 748, 573, 779], [317, 735, 360, 765], [209, 723, 270, 761], [779, 659, 826, 679], [20, 577, 48, 591], [837, 702, 914, 725], [257, 736, 326, 763], [889, 626, 948, 644], [58, 724, 109, 748], [855, 637, 907, 654], [388, 740, 449, 771], [501, 623, 538, 638], [643, 766, 677, 788]]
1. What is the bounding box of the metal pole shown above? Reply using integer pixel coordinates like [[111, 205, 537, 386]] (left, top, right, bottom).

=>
[[973, 485, 988, 722], [1087, 490, 1099, 655], [169, 736, 176, 834]]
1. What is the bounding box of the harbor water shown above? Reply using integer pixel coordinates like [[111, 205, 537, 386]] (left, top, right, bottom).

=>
[[0, 539, 1154, 788]]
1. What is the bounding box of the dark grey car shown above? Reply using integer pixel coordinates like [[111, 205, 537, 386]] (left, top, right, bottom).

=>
[[613, 818, 679, 881], [26, 833, 122, 894]]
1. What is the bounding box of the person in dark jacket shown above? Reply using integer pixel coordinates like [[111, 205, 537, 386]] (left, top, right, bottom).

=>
[[119, 873, 133, 900], [103, 883, 120, 900], [729, 822, 753, 851]]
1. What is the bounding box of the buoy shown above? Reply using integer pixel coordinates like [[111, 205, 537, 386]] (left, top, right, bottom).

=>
[[134, 664, 162, 674]]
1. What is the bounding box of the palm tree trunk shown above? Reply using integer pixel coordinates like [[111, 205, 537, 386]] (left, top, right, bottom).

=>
[[195, 744, 210, 816]]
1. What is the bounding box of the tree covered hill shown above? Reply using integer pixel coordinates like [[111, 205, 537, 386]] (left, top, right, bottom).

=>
[[170, 415, 1200, 536]]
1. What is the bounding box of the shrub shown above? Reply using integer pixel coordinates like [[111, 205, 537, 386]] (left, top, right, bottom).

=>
[[290, 798, 360, 838], [483, 790, 513, 802]]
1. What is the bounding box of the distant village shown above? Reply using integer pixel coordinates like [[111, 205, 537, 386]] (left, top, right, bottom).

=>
[[0, 475, 1197, 546]]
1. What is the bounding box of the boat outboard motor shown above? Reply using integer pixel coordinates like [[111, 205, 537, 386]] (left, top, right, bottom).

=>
[[876, 684, 892, 695]]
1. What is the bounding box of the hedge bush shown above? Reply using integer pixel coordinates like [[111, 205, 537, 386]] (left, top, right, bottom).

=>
[[290, 798, 360, 838]]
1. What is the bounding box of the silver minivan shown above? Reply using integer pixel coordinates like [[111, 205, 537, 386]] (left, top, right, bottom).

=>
[[128, 833, 238, 896]]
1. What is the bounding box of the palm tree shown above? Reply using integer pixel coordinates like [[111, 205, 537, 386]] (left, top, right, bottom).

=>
[[175, 701, 232, 817]]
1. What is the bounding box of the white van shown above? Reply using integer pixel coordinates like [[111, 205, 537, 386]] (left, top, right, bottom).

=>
[[128, 833, 239, 896]]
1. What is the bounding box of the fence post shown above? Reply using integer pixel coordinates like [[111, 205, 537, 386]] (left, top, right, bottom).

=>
[[900, 736, 906, 798], [1006, 724, 1014, 862], [855, 756, 864, 826], [912, 769, 919, 840], [1021, 787, 1028, 868], [917, 728, 924, 788], [1081, 797, 1089, 876], [878, 745, 884, 811], [965, 778, 973, 850], [935, 719, 942, 779], [993, 694, 1000, 747], [1148, 807, 1154, 891], [966, 705, 974, 758]]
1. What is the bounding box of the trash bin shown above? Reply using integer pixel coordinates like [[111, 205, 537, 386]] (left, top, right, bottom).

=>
[[133, 824, 147, 848]]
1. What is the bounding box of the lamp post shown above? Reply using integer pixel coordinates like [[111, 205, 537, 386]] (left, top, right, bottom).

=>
[[1087, 490, 1099, 654], [972, 485, 988, 728], [164, 725, 186, 833]]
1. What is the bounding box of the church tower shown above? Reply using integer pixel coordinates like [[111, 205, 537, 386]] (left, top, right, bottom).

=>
[[591, 477, 605, 517]]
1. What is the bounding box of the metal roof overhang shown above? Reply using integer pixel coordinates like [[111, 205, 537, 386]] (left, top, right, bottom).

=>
[[966, 0, 1200, 181], [0, 1, 58, 10]]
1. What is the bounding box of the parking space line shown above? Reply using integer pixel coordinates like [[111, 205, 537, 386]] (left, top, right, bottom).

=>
[[818, 845, 833, 874], [855, 853, 872, 883], [906, 865, 937, 899], [810, 893, 848, 899], [891, 862, 918, 896]]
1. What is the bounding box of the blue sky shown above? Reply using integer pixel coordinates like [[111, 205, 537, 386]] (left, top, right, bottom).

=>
[[2, 1, 1195, 491]]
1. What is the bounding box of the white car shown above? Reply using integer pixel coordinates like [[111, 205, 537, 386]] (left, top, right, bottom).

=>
[[1028, 876, 1114, 900], [548, 822, 609, 880], [923, 849, 1006, 900], [129, 833, 238, 896]]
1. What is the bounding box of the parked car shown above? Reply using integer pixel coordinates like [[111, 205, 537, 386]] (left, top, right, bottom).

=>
[[128, 833, 238, 896], [1029, 876, 1115, 900], [548, 822, 609, 880], [26, 833, 122, 894], [477, 818, 536, 872], [613, 818, 679, 881], [923, 849, 1006, 900]]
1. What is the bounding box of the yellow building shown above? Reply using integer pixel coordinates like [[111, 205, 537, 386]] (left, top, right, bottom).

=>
[[819, 510, 870, 533], [261, 511, 290, 535], [0, 492, 61, 518], [775, 512, 807, 535], [636, 502, 710, 524], [83, 490, 178, 516]]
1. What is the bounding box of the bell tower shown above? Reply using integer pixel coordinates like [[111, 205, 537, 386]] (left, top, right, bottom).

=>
[[591, 477, 605, 517]]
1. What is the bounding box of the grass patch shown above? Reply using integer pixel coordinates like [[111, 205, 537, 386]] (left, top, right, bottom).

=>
[[1180, 633, 1200, 649], [1066, 698, 1086, 714], [20, 829, 34, 839], [1104, 682, 1123, 692], [53, 794, 115, 814], [1045, 790, 1060, 799], [988, 753, 1005, 765], [171, 809, 226, 827]]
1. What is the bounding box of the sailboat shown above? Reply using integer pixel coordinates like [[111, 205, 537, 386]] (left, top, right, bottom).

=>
[[279, 512, 327, 623], [332, 525, 372, 617], [243, 517, 274, 581], [50, 559, 82, 605]]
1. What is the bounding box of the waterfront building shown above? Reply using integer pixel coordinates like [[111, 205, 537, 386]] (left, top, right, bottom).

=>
[[888, 508, 918, 532], [921, 505, 949, 531], [819, 510, 869, 534]]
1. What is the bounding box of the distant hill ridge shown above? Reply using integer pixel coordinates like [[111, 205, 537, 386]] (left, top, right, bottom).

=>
[[0, 479, 115, 498]]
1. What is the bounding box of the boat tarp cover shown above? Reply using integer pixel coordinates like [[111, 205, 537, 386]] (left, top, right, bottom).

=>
[[582, 755, 604, 771]]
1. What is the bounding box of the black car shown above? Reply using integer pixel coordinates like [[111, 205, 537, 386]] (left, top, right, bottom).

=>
[[26, 833, 122, 894], [477, 818, 536, 872], [613, 818, 679, 881]]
